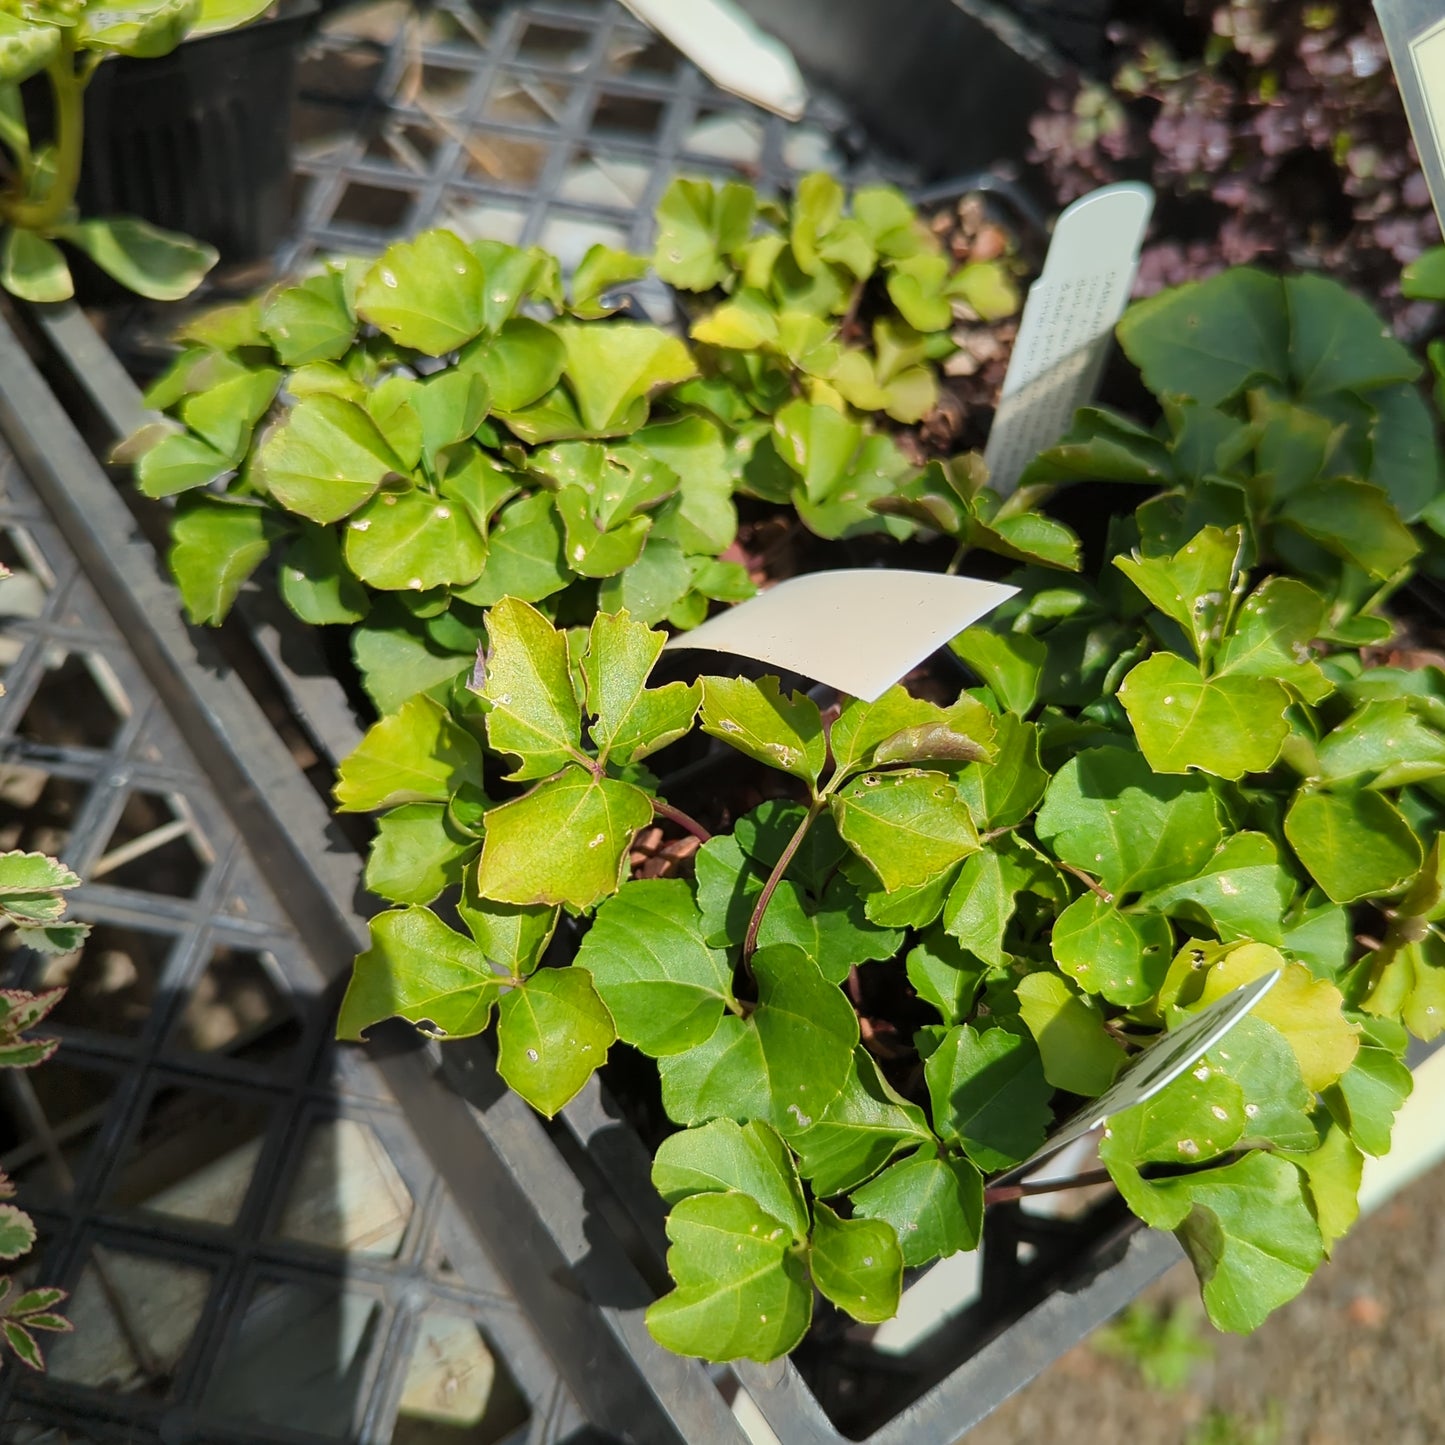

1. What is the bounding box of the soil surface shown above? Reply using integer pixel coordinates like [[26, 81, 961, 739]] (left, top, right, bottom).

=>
[[966, 1156, 1445, 1445]]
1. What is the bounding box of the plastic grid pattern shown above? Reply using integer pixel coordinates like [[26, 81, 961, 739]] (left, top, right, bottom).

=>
[[284, 0, 906, 277], [0, 449, 583, 1444]]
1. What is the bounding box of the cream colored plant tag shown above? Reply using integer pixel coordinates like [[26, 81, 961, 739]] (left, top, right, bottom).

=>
[[1376, 0, 1445, 229], [616, 0, 808, 119], [664, 569, 1016, 701], [984, 182, 1155, 496], [989, 969, 1282, 1187]]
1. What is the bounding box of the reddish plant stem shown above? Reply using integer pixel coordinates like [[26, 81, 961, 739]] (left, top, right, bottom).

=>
[[743, 797, 825, 967], [983, 1168, 1114, 1206], [1059, 862, 1113, 904], [652, 798, 712, 844]]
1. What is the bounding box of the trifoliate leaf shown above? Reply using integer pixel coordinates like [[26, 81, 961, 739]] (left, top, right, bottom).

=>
[[699, 675, 827, 788], [1036, 746, 1222, 896], [480, 597, 582, 780], [906, 927, 986, 1026], [810, 1202, 902, 1325], [653, 1119, 809, 1242], [924, 1023, 1052, 1172], [657, 944, 858, 1137], [355, 231, 488, 354], [334, 694, 484, 812], [1138, 833, 1294, 946], [575, 879, 733, 1056], [646, 1192, 812, 1362], [791, 1049, 934, 1197], [1119, 653, 1291, 780], [340, 906, 503, 1039], [256, 394, 403, 525], [364, 801, 478, 905], [830, 771, 979, 891], [1197, 946, 1359, 1093], [849, 1153, 983, 1267], [582, 611, 700, 765], [1284, 789, 1422, 904], [476, 767, 653, 909], [495, 966, 615, 1117], [941, 850, 1013, 968], [1016, 972, 1125, 1096]]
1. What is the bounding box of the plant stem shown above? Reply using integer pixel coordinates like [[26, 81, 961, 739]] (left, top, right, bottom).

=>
[[743, 797, 825, 967], [983, 1168, 1114, 1206], [3, 46, 85, 233], [652, 798, 712, 844], [1059, 862, 1113, 904]]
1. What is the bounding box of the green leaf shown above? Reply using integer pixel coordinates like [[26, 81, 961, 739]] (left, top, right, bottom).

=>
[[1206, 1015, 1319, 1152], [830, 771, 979, 891], [647, 1191, 812, 1363], [456, 887, 558, 979], [653, 176, 756, 290], [849, 1153, 983, 1267], [699, 675, 826, 788], [364, 802, 477, 905], [470, 240, 562, 328], [1284, 1122, 1361, 1253], [261, 270, 356, 366], [1119, 653, 1291, 780], [355, 231, 488, 354], [953, 713, 1049, 829], [809, 1202, 902, 1324], [352, 621, 472, 715], [1100, 1063, 1246, 1169], [886, 253, 952, 332], [257, 394, 402, 525], [635, 414, 738, 555], [653, 1119, 808, 1242], [464, 318, 566, 412], [496, 966, 615, 1117], [1115, 524, 1239, 663], [1036, 746, 1222, 896], [476, 768, 652, 908], [1316, 700, 1445, 788], [924, 1023, 1052, 1172], [179, 365, 280, 460], [571, 244, 649, 318], [79, 0, 198, 54], [167, 498, 272, 625], [1215, 576, 1330, 704], [454, 492, 569, 608], [480, 596, 582, 780], [0, 14, 59, 84], [555, 321, 696, 433], [334, 694, 484, 812], [0, 1201, 35, 1262], [1, 1318, 43, 1371], [1117, 268, 1289, 408], [339, 906, 501, 1039], [1276, 480, 1419, 580], [950, 628, 1045, 715], [582, 610, 700, 765], [906, 926, 986, 1026], [0, 229, 71, 302], [771, 399, 860, 504], [56, 217, 214, 301], [1138, 833, 1294, 946], [279, 527, 369, 625], [343, 486, 487, 591], [941, 850, 1012, 967], [1325, 1042, 1412, 1157], [189, 0, 274, 32], [1284, 273, 1421, 397], [657, 944, 858, 1137], [1016, 971, 1125, 1096], [791, 1049, 934, 1197], [576, 879, 733, 1056], [1284, 789, 1422, 904], [134, 429, 234, 498], [411, 367, 491, 462]]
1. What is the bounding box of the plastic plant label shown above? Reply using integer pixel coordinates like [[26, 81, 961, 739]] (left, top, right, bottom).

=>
[[989, 968, 1282, 1186], [665, 569, 1017, 701], [616, 0, 808, 119], [1375, 0, 1445, 229], [983, 182, 1155, 496]]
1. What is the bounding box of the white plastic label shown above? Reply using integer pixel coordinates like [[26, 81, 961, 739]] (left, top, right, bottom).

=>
[[664, 569, 1017, 701], [989, 968, 1282, 1186], [1376, 0, 1445, 230], [984, 182, 1155, 496]]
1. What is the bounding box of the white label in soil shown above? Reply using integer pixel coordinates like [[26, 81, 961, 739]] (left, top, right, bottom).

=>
[[664, 568, 1016, 701], [984, 182, 1155, 496], [989, 968, 1282, 1187]]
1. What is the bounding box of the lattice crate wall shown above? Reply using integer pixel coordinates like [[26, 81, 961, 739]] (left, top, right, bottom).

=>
[[0, 450, 583, 1442]]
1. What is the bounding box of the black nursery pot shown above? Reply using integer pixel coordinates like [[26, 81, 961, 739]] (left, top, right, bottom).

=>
[[78, 0, 320, 265]]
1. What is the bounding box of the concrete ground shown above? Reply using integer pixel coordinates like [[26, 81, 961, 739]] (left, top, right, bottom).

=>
[[966, 1154, 1445, 1445]]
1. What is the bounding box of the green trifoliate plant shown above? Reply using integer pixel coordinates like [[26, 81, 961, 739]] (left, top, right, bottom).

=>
[[0, 0, 274, 301]]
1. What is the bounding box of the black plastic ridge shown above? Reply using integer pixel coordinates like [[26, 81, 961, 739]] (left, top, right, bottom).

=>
[[0, 302, 745, 1445]]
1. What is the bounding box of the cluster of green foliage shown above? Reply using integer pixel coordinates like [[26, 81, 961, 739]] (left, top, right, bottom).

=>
[[326, 260, 1445, 1365], [131, 179, 1033, 714], [0, 0, 274, 302]]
